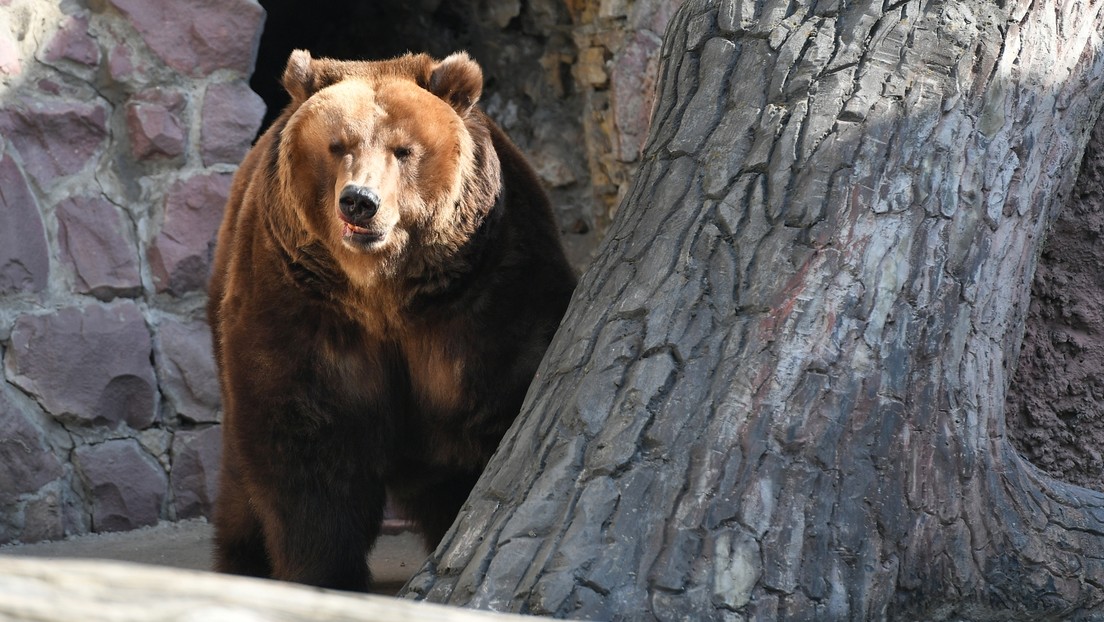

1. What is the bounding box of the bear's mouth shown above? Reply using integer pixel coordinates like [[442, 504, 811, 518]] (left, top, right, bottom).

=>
[[340, 220, 386, 247], [342, 221, 375, 237]]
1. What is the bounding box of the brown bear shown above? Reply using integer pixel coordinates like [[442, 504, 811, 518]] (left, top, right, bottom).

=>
[[206, 49, 577, 591]]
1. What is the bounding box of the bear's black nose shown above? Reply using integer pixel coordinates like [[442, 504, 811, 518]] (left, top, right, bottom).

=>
[[338, 185, 380, 222]]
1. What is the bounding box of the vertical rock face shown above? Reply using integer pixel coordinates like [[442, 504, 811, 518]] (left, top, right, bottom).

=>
[[0, 0, 260, 544]]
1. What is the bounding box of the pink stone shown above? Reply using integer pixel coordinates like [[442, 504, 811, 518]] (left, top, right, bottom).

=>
[[107, 0, 264, 77], [126, 89, 186, 160], [56, 195, 142, 300], [36, 80, 61, 95], [155, 317, 220, 422], [201, 80, 266, 165], [0, 154, 49, 294], [149, 172, 232, 295], [6, 301, 157, 429], [107, 43, 134, 83], [42, 14, 100, 68], [0, 99, 108, 187], [74, 439, 167, 533]]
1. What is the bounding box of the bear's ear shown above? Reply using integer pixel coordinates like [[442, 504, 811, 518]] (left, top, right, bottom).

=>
[[282, 49, 318, 105], [428, 52, 483, 115]]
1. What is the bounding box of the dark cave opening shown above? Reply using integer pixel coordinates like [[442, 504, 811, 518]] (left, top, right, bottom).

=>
[[250, 0, 482, 132]]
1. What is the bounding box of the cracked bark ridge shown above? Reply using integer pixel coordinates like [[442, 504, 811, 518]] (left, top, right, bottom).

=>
[[402, 0, 1104, 619]]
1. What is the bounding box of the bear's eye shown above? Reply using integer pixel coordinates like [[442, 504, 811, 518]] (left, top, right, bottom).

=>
[[328, 141, 345, 156], [393, 146, 413, 160]]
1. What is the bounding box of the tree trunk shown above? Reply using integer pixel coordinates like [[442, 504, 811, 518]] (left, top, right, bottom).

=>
[[402, 0, 1104, 619]]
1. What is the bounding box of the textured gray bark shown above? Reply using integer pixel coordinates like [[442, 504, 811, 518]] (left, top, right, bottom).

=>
[[402, 0, 1104, 619]]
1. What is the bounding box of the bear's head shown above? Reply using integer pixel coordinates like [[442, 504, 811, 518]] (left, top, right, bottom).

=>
[[275, 50, 501, 287]]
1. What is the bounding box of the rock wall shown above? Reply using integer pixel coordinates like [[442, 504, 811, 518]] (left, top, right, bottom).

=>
[[0, 0, 262, 543]]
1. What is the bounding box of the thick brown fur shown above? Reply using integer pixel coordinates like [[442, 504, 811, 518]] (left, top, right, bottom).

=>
[[207, 50, 576, 591]]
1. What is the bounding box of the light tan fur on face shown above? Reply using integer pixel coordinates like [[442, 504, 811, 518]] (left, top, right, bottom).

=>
[[277, 76, 478, 296]]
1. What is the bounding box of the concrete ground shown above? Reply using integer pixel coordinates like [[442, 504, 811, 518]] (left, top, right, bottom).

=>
[[0, 519, 425, 595]]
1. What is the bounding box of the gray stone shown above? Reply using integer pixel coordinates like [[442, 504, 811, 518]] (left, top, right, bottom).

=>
[[20, 484, 67, 544], [6, 301, 157, 429], [137, 428, 173, 473], [0, 153, 48, 295], [41, 13, 99, 68], [0, 390, 63, 505], [170, 427, 221, 519], [74, 439, 167, 533], [125, 89, 186, 160], [107, 0, 264, 77], [56, 195, 142, 300], [0, 99, 108, 187], [149, 172, 232, 295], [200, 80, 265, 165], [155, 317, 220, 423], [531, 144, 578, 187]]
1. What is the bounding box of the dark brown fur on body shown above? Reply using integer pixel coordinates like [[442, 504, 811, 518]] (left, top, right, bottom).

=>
[[207, 50, 576, 591]]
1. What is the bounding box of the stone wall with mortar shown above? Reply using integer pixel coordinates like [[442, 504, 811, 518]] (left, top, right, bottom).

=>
[[0, 0, 263, 543]]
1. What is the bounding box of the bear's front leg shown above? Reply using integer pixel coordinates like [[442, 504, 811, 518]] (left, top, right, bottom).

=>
[[250, 420, 386, 591], [215, 368, 389, 591], [213, 444, 273, 578]]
